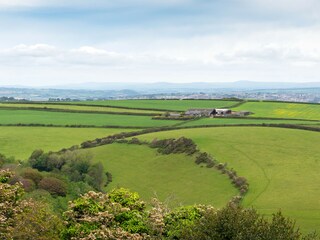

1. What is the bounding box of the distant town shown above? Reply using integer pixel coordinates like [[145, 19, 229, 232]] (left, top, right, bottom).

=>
[[0, 87, 319, 103]]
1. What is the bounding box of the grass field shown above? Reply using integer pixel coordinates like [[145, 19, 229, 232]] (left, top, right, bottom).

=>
[[68, 99, 239, 111], [88, 143, 238, 207], [179, 117, 318, 127], [0, 103, 162, 115], [136, 127, 320, 232], [0, 127, 136, 160], [0, 109, 181, 127], [233, 101, 320, 120]]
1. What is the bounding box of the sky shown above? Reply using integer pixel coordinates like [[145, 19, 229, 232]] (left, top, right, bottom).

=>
[[0, 0, 320, 86]]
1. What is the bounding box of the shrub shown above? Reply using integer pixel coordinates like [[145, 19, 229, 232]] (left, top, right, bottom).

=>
[[20, 178, 36, 192], [39, 177, 67, 197], [164, 205, 212, 239], [181, 204, 307, 240], [61, 189, 150, 239], [150, 137, 198, 155], [232, 176, 248, 188], [28, 149, 50, 171], [21, 167, 43, 185]]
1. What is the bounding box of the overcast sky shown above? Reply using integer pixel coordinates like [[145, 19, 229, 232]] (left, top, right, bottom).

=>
[[0, 0, 320, 86]]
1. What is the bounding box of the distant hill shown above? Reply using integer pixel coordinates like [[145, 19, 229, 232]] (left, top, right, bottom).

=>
[[49, 81, 320, 92]]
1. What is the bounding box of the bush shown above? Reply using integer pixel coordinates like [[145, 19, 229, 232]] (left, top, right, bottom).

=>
[[39, 177, 67, 197], [150, 137, 198, 155], [20, 178, 36, 192], [164, 205, 211, 239], [21, 167, 43, 185], [28, 149, 50, 171], [61, 189, 150, 239], [181, 204, 308, 240]]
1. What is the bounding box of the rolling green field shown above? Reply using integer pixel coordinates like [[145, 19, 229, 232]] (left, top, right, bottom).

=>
[[0, 127, 135, 160], [179, 117, 318, 127], [87, 143, 238, 207], [68, 99, 239, 111], [1, 99, 319, 233], [136, 127, 320, 232], [0, 109, 181, 127], [0, 103, 162, 115], [233, 101, 320, 120]]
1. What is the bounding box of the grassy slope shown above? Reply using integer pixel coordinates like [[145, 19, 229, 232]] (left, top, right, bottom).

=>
[[233, 101, 320, 120], [88, 143, 238, 207], [69, 99, 239, 111], [0, 127, 136, 160], [0, 109, 181, 127], [136, 127, 320, 232], [179, 117, 318, 127], [0, 103, 162, 114]]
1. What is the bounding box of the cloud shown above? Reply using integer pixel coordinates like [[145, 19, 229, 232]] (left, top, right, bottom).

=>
[[0, 0, 193, 9]]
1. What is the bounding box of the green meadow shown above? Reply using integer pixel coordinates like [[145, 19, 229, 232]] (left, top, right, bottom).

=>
[[88, 143, 238, 207], [1, 99, 319, 233], [0, 127, 135, 160], [179, 117, 318, 127], [0, 103, 162, 115], [68, 99, 239, 111], [233, 101, 320, 120], [136, 127, 320, 232], [0, 109, 181, 127]]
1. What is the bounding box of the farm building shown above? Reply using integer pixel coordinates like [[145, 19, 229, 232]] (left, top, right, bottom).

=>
[[213, 109, 232, 116], [185, 108, 251, 117], [185, 108, 232, 117], [185, 109, 214, 117]]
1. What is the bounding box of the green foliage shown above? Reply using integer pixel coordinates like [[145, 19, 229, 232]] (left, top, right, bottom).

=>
[[28, 149, 106, 191], [108, 188, 146, 211], [61, 189, 150, 239], [39, 177, 67, 197], [21, 167, 43, 185], [0, 170, 62, 239], [150, 137, 198, 155], [181, 204, 314, 240], [28, 149, 50, 171], [164, 205, 210, 239]]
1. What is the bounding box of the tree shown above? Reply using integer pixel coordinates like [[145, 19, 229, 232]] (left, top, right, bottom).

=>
[[0, 170, 62, 239], [61, 188, 150, 239]]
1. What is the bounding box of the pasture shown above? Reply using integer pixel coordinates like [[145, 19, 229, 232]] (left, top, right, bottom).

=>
[[88, 143, 238, 207], [0, 103, 161, 115], [68, 99, 239, 111], [0, 109, 181, 127], [179, 117, 318, 127], [0, 126, 135, 160], [136, 127, 320, 232], [233, 101, 320, 120]]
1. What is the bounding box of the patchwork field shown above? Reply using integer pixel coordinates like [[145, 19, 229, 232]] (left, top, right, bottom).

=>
[[0, 126, 135, 160], [233, 101, 320, 120], [0, 109, 181, 127], [87, 143, 238, 207], [68, 99, 239, 111], [136, 127, 320, 232], [0, 103, 162, 115], [1, 99, 319, 234]]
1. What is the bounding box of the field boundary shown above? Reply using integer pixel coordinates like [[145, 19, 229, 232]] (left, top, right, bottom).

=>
[[1, 123, 320, 132], [0, 106, 158, 116]]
